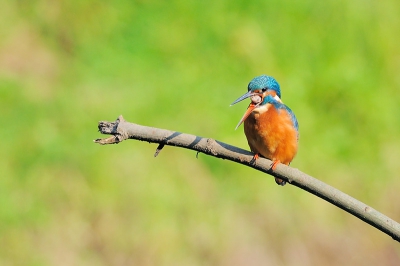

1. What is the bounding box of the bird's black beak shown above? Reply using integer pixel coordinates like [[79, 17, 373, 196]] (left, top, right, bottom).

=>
[[230, 91, 253, 106], [231, 91, 263, 130]]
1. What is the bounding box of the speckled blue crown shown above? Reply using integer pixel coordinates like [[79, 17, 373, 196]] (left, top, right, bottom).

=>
[[248, 75, 281, 98]]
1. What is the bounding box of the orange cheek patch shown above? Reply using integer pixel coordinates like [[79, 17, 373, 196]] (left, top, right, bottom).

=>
[[264, 91, 276, 97]]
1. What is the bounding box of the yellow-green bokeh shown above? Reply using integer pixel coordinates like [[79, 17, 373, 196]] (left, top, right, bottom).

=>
[[1, 0, 400, 265]]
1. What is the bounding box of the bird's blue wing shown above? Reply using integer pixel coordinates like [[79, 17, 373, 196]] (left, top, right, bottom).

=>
[[284, 105, 299, 132], [285, 106, 299, 141], [275, 102, 299, 139]]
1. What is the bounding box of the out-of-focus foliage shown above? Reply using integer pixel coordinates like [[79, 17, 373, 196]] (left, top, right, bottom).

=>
[[1, 0, 400, 265]]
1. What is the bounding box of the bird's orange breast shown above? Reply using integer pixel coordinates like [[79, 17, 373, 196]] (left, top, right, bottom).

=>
[[243, 104, 298, 165]]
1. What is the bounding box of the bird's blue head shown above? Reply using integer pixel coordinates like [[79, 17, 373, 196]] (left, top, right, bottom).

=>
[[248, 75, 281, 99], [230, 75, 283, 129], [230, 75, 282, 107]]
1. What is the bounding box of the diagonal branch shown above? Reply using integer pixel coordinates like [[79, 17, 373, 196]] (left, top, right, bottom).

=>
[[94, 115, 400, 242]]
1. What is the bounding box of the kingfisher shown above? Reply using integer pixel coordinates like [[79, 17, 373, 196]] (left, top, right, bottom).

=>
[[231, 75, 299, 185]]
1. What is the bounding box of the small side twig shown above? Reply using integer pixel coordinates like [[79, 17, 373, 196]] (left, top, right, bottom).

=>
[[154, 143, 165, 157], [94, 115, 400, 242]]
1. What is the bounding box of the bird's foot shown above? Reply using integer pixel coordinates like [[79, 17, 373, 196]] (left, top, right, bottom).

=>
[[250, 153, 260, 164], [270, 160, 280, 170]]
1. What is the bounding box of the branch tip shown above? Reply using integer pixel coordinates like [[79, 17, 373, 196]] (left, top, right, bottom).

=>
[[94, 136, 119, 145]]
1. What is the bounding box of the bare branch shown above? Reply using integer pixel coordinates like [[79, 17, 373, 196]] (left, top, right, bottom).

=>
[[94, 115, 400, 242]]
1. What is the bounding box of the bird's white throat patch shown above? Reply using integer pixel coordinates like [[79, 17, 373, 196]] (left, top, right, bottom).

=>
[[274, 95, 282, 103], [252, 95, 281, 114], [252, 103, 271, 114]]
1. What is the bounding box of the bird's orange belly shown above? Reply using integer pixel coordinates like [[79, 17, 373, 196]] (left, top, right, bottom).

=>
[[243, 108, 298, 165]]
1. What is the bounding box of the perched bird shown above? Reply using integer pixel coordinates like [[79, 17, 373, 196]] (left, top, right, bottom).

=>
[[231, 75, 299, 185]]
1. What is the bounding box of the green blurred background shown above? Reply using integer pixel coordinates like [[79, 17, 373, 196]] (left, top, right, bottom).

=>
[[1, 0, 400, 265]]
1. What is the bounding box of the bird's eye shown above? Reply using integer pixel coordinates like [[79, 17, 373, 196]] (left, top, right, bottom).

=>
[[261, 88, 267, 92]]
